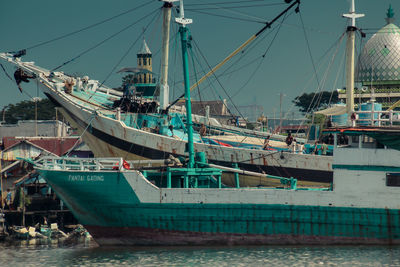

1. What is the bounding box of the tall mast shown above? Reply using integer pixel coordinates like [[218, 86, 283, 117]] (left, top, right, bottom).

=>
[[159, 1, 176, 110], [175, 0, 195, 168], [342, 0, 364, 122], [165, 0, 300, 112]]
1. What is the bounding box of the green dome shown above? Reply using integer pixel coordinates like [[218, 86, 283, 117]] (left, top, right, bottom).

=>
[[356, 23, 400, 83]]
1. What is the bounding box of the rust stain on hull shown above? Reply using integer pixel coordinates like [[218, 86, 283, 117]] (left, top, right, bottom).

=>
[[86, 225, 400, 246]]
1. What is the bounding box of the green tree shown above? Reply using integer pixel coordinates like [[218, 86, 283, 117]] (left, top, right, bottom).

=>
[[122, 74, 135, 89], [292, 91, 339, 114], [3, 99, 57, 124]]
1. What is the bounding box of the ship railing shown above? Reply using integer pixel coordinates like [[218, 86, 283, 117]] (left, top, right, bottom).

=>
[[36, 156, 167, 171], [355, 109, 400, 126], [34, 156, 330, 191]]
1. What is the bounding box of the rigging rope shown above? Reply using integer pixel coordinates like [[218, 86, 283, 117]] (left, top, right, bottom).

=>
[[308, 34, 347, 115], [189, 43, 205, 114], [0, 64, 14, 81], [230, 10, 290, 99], [94, 8, 162, 101], [209, 23, 280, 97], [0, 63, 37, 100], [52, 7, 160, 71], [187, 0, 284, 23], [189, 10, 265, 24], [267, 26, 346, 137], [192, 39, 249, 123], [10, 1, 155, 53], [65, 112, 97, 156], [187, 3, 286, 10], [186, 0, 280, 6], [299, 10, 320, 95]]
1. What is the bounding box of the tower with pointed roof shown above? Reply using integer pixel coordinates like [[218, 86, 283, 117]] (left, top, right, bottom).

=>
[[341, 5, 400, 109], [137, 39, 153, 84], [134, 39, 157, 97]]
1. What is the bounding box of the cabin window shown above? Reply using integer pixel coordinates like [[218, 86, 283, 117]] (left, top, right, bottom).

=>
[[386, 173, 400, 187]]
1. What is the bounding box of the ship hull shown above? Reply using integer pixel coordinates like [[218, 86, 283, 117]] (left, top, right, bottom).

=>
[[53, 100, 332, 185], [38, 168, 400, 246], [86, 226, 399, 246]]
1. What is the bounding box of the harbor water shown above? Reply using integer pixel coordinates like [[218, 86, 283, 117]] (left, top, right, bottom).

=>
[[1, 242, 400, 266]]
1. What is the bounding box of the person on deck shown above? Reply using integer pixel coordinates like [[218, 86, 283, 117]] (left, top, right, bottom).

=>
[[321, 142, 328, 155], [313, 140, 319, 155], [351, 112, 357, 127], [296, 142, 304, 154], [199, 123, 207, 137], [168, 125, 174, 137], [290, 139, 297, 153], [5, 189, 12, 210], [13, 68, 35, 93], [263, 136, 270, 150], [285, 132, 293, 147]]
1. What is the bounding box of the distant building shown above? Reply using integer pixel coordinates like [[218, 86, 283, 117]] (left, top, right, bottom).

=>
[[339, 6, 400, 109], [175, 99, 229, 117], [1, 136, 82, 161], [0, 136, 85, 190], [134, 39, 157, 97], [0, 120, 70, 139]]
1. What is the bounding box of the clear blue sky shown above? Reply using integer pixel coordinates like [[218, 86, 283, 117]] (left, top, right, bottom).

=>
[[0, 0, 398, 119]]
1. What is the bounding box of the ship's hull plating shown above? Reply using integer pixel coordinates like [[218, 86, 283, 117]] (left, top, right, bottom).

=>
[[39, 169, 400, 246], [53, 100, 332, 185]]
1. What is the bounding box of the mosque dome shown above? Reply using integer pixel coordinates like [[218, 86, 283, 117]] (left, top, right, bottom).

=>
[[356, 5, 400, 84]]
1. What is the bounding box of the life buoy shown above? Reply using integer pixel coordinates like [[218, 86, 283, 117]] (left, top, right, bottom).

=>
[[112, 160, 130, 170], [122, 160, 130, 170]]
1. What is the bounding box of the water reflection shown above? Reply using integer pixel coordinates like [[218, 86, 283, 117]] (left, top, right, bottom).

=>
[[1, 242, 400, 267]]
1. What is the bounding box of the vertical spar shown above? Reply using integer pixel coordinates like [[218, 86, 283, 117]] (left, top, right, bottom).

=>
[[176, 0, 194, 168], [159, 1, 175, 110], [343, 0, 364, 123]]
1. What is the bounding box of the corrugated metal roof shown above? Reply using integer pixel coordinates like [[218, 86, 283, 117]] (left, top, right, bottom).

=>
[[2, 137, 81, 160]]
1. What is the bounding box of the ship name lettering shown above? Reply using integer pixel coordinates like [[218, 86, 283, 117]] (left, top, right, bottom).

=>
[[68, 175, 104, 182], [87, 175, 104, 181]]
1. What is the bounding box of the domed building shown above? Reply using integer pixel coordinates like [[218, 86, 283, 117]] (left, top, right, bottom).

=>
[[339, 5, 400, 109]]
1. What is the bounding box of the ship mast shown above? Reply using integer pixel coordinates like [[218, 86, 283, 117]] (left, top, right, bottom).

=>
[[159, 1, 176, 110], [175, 0, 195, 168], [342, 0, 364, 122], [165, 0, 300, 113]]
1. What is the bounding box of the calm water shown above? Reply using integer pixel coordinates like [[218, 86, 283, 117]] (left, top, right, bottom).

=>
[[1, 241, 400, 267]]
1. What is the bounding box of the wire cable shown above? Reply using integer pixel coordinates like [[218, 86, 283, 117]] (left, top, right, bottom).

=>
[[12, 1, 155, 52], [230, 10, 289, 99], [52, 7, 160, 71], [95, 9, 162, 95]]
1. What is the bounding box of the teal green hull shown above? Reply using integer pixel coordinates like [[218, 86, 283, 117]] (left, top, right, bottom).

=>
[[39, 170, 400, 245]]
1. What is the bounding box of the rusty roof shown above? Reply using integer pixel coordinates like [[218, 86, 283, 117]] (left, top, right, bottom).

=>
[[2, 136, 81, 156]]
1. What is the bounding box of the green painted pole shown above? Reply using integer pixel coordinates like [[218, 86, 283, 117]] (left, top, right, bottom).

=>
[[184, 174, 189, 188], [233, 163, 240, 188], [167, 167, 171, 188], [179, 26, 195, 169]]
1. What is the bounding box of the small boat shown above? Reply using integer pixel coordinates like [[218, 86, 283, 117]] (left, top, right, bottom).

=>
[[33, 0, 400, 246], [9, 226, 30, 240]]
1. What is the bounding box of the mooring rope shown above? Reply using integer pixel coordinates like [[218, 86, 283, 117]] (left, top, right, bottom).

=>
[[65, 112, 97, 156]]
